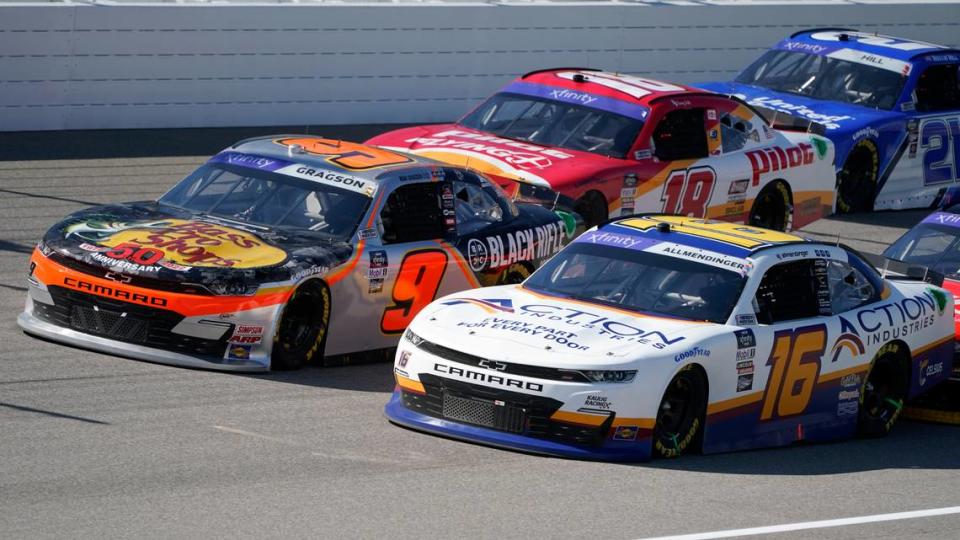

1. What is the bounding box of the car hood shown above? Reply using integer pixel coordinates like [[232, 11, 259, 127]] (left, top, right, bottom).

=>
[[413, 285, 719, 368], [696, 81, 902, 132], [366, 124, 625, 190], [41, 202, 354, 287]]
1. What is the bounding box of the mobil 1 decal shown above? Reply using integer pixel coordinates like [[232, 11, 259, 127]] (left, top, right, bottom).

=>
[[463, 221, 567, 273]]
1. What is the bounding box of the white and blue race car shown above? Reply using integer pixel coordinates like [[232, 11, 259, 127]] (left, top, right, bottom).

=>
[[386, 215, 954, 461], [700, 29, 960, 213]]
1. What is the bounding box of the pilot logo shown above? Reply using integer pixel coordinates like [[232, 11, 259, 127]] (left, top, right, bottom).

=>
[[467, 238, 489, 272]]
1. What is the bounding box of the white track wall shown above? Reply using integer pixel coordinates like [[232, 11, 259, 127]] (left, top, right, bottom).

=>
[[1, 2, 959, 131]]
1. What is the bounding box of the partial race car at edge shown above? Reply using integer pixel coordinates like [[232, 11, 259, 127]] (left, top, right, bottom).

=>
[[699, 29, 960, 213]]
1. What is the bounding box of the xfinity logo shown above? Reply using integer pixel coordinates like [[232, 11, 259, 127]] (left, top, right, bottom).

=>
[[579, 230, 650, 250], [550, 88, 598, 105], [781, 41, 829, 54]]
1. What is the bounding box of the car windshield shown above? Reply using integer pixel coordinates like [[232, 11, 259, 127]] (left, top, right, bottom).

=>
[[523, 242, 746, 323], [159, 163, 370, 241], [736, 49, 907, 110], [459, 92, 643, 159], [884, 223, 960, 278]]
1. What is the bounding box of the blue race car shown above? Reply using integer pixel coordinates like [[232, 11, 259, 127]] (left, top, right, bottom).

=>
[[699, 29, 960, 213]]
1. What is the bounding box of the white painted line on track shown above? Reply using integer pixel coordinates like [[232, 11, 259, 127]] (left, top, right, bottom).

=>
[[213, 425, 293, 445], [213, 425, 410, 465], [636, 506, 960, 540]]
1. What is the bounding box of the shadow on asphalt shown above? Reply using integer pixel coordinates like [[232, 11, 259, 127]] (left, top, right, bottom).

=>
[[646, 420, 960, 474], [240, 359, 396, 394], [0, 124, 414, 161], [815, 209, 930, 229]]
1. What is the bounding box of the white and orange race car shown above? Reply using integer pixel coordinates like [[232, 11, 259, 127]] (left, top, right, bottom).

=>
[[387, 215, 954, 460], [20, 136, 579, 371]]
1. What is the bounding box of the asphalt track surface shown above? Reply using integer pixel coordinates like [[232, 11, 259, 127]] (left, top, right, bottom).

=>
[[2, 131, 959, 539]]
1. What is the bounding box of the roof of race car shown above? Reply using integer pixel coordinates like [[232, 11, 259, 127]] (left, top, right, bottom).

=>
[[783, 30, 959, 66], [507, 69, 704, 120], [207, 135, 446, 196], [592, 215, 811, 260]]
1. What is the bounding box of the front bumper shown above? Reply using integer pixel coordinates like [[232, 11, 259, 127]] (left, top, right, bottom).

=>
[[385, 390, 651, 461], [18, 309, 268, 372], [21, 248, 278, 372]]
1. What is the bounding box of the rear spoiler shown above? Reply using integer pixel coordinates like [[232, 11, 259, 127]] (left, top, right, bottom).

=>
[[860, 252, 945, 287], [752, 105, 828, 136]]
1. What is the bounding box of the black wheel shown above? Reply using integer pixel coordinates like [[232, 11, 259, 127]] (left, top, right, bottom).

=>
[[837, 141, 878, 213], [498, 263, 531, 285], [271, 280, 330, 370], [653, 366, 706, 458], [574, 191, 608, 228], [748, 181, 792, 232], [857, 343, 909, 437]]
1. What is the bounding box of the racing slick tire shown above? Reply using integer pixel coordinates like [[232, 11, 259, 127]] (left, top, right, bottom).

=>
[[574, 190, 609, 228], [857, 342, 910, 437], [653, 365, 707, 458], [748, 180, 793, 232], [271, 280, 331, 371], [497, 263, 532, 285], [836, 140, 879, 214]]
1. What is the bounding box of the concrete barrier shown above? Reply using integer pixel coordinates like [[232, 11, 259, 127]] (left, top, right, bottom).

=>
[[1, 1, 958, 131]]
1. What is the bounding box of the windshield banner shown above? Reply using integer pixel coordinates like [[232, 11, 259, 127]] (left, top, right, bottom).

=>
[[501, 81, 650, 121]]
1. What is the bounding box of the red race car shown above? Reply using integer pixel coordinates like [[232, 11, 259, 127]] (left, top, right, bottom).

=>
[[368, 68, 836, 230]]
